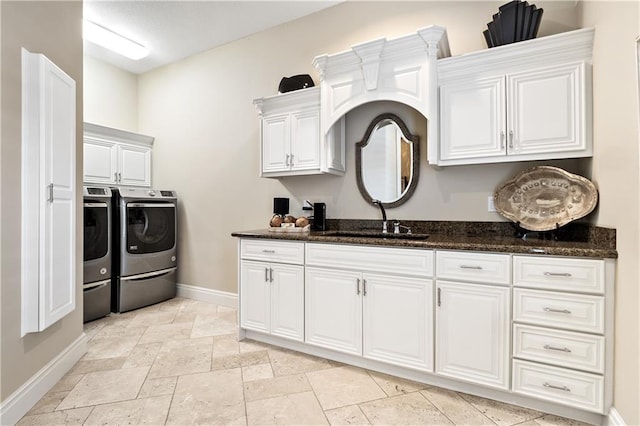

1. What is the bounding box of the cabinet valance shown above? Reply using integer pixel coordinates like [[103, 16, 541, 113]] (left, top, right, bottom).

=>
[[313, 25, 450, 142]]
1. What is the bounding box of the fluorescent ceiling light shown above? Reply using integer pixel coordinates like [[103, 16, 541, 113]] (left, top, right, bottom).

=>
[[83, 19, 149, 60]]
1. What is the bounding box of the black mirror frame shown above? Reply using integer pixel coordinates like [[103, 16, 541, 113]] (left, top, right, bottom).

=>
[[355, 113, 420, 208]]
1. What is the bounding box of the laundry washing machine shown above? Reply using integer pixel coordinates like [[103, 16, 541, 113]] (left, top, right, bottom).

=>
[[83, 186, 113, 322], [112, 187, 177, 312]]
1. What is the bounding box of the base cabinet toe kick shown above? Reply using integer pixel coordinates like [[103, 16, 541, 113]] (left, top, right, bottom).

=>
[[236, 238, 615, 424]]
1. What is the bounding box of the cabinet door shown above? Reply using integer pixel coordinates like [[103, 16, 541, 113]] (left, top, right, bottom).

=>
[[21, 50, 76, 334], [363, 273, 433, 372], [262, 114, 290, 173], [118, 143, 151, 187], [305, 267, 362, 355], [240, 260, 270, 333], [271, 263, 304, 342], [290, 109, 320, 171], [439, 76, 506, 162], [508, 62, 586, 156], [436, 280, 510, 389], [84, 138, 118, 185]]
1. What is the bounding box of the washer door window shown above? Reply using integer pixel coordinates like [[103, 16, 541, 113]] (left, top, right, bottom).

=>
[[126, 203, 176, 254], [84, 202, 109, 261]]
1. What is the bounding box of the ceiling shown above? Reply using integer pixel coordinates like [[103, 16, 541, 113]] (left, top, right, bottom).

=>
[[83, 1, 341, 74]]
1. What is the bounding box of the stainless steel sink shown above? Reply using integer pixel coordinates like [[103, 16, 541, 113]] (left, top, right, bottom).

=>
[[321, 230, 429, 240]]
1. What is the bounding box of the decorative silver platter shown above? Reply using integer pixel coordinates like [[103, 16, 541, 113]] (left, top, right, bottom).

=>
[[494, 166, 598, 231]]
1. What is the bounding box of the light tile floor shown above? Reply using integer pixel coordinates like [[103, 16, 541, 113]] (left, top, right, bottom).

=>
[[18, 297, 589, 426]]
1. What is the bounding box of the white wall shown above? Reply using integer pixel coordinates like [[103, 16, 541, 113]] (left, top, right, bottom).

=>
[[83, 55, 138, 132], [579, 2, 640, 424]]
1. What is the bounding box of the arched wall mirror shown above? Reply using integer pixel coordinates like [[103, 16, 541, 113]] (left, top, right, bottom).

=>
[[356, 113, 420, 208]]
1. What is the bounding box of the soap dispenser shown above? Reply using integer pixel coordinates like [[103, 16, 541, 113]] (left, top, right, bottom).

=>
[[312, 202, 326, 231]]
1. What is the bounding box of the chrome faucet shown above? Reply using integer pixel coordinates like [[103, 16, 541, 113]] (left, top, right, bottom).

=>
[[393, 221, 412, 234], [372, 199, 387, 233]]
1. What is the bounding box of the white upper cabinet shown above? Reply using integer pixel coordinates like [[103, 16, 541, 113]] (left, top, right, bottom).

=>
[[21, 49, 76, 335], [83, 122, 153, 187], [254, 87, 345, 177], [436, 28, 594, 166]]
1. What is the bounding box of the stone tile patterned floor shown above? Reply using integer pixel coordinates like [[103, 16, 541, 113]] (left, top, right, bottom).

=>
[[18, 297, 589, 425]]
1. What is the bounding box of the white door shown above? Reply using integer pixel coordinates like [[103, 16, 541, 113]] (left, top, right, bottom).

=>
[[363, 273, 433, 372], [21, 49, 76, 334], [83, 137, 117, 185], [507, 62, 585, 156], [270, 263, 304, 341], [436, 280, 510, 389], [118, 143, 151, 186], [41, 57, 76, 330], [305, 267, 362, 355], [290, 109, 320, 171], [240, 260, 270, 333], [262, 113, 290, 173], [439, 76, 506, 162]]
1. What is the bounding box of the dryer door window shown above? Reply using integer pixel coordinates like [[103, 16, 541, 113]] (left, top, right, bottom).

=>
[[126, 203, 176, 254], [84, 202, 109, 261]]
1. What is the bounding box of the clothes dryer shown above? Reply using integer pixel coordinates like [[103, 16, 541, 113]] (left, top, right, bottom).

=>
[[83, 186, 113, 322], [112, 188, 177, 312]]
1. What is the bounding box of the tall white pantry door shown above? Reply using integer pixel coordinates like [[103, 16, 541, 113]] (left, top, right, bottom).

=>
[[21, 48, 76, 335]]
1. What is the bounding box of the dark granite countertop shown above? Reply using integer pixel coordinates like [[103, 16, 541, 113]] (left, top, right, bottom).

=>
[[231, 220, 617, 259]]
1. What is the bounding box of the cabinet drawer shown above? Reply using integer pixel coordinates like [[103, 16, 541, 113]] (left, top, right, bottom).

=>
[[241, 239, 305, 265], [513, 324, 604, 373], [512, 360, 604, 413], [306, 243, 433, 277], [514, 256, 604, 294], [513, 288, 604, 334], [436, 251, 510, 285]]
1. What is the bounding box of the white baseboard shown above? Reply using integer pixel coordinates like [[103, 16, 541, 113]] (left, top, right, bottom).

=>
[[0, 333, 88, 425], [606, 407, 626, 426], [176, 283, 238, 309]]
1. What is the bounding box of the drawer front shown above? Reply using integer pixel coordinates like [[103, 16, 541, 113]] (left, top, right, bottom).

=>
[[306, 243, 433, 277], [513, 288, 604, 334], [436, 251, 510, 285], [514, 256, 604, 294], [241, 239, 305, 265], [513, 324, 604, 373], [513, 360, 604, 413]]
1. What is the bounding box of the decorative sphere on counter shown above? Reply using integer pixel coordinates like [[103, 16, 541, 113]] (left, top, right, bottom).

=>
[[283, 215, 297, 223], [295, 217, 309, 227], [269, 215, 283, 227]]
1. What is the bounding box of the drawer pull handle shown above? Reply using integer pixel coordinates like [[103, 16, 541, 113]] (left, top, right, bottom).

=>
[[356, 278, 361, 295], [529, 248, 546, 254], [459, 265, 483, 270], [363, 279, 367, 296], [543, 307, 572, 314], [543, 382, 571, 392], [265, 267, 269, 282], [544, 272, 572, 277], [544, 344, 572, 353], [262, 250, 276, 253]]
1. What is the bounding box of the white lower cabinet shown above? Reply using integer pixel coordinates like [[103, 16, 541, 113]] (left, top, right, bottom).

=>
[[435, 280, 510, 389], [239, 240, 305, 342], [305, 267, 433, 371], [238, 239, 614, 421], [305, 244, 434, 372], [511, 255, 611, 414]]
